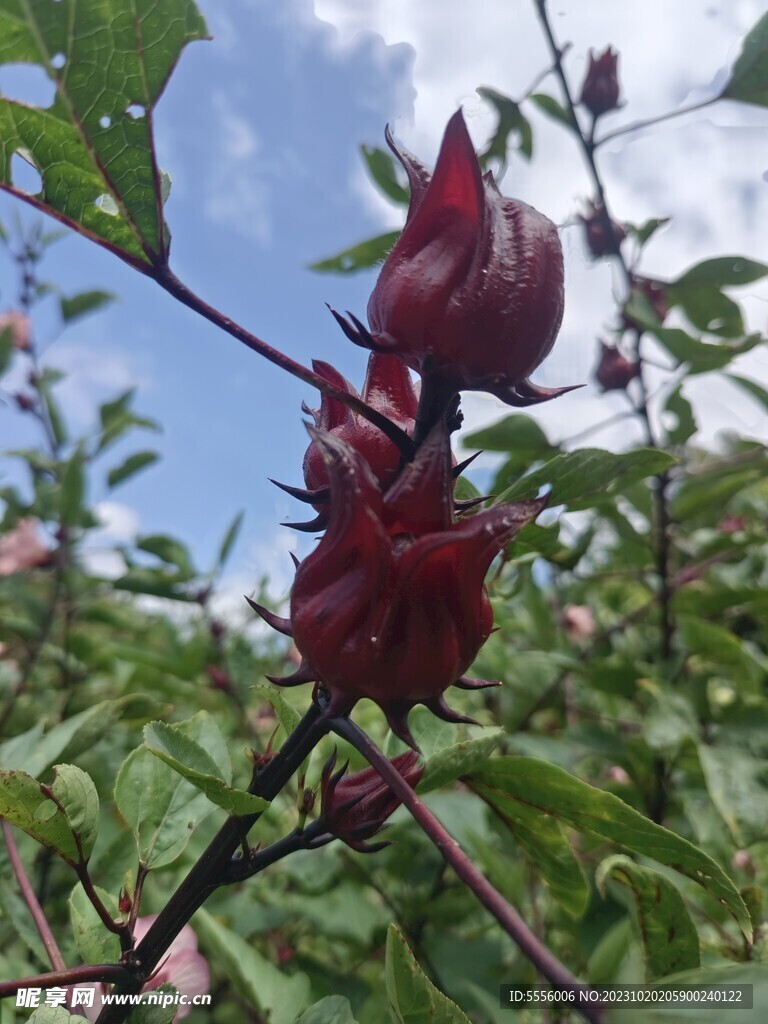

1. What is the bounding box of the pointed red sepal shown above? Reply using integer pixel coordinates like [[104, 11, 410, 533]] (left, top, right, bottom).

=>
[[424, 695, 480, 726], [453, 675, 501, 690], [385, 123, 433, 220], [271, 479, 330, 505], [383, 420, 454, 535], [488, 379, 584, 407], [266, 661, 317, 687], [454, 495, 492, 515], [280, 513, 327, 533], [362, 352, 419, 422], [382, 701, 421, 752], [326, 305, 387, 352], [289, 552, 301, 569], [452, 450, 482, 478], [245, 595, 293, 637]]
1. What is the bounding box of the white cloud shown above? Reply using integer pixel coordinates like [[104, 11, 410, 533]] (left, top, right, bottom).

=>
[[311, 0, 768, 451], [203, 93, 272, 245], [80, 501, 140, 579]]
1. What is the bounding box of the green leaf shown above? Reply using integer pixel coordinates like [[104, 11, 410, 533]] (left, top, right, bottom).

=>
[[386, 925, 472, 1024], [478, 87, 533, 164], [0, 764, 97, 866], [728, 373, 768, 411], [309, 230, 400, 275], [115, 717, 220, 869], [60, 449, 86, 525], [0, 883, 49, 965], [136, 534, 193, 574], [667, 284, 744, 338], [112, 568, 196, 601], [25, 1009, 81, 1024], [107, 451, 159, 488], [144, 719, 268, 817], [663, 386, 696, 445], [469, 757, 751, 939], [60, 289, 115, 323], [529, 92, 573, 129], [125, 992, 178, 1024], [195, 909, 311, 1024], [722, 12, 768, 106], [679, 615, 762, 684], [0, 0, 209, 270], [495, 448, 676, 511], [0, 324, 13, 376], [697, 743, 768, 847], [295, 997, 359, 1024], [252, 683, 301, 738], [39, 377, 67, 447], [69, 882, 121, 964], [360, 145, 409, 205], [418, 730, 504, 794], [673, 256, 768, 289], [625, 217, 670, 247], [463, 412, 553, 454], [97, 389, 159, 452], [215, 509, 244, 572], [596, 855, 700, 980]]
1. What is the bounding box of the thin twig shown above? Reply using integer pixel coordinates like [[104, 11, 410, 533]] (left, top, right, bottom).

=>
[[596, 97, 718, 147], [3, 821, 66, 973], [0, 965, 131, 1000], [330, 716, 604, 1024]]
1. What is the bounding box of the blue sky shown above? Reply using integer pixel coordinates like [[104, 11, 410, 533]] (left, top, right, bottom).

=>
[[2, 0, 767, 606]]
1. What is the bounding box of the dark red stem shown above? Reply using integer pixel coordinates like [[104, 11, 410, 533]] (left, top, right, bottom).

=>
[[0, 965, 132, 1000], [330, 716, 604, 1024]]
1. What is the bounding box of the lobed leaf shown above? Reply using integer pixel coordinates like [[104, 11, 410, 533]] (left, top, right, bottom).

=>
[[0, 0, 209, 270]]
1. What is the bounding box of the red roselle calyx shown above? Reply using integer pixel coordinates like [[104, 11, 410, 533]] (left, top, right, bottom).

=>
[[579, 47, 621, 118], [360, 110, 572, 408], [272, 353, 418, 532], [594, 342, 640, 392], [580, 200, 625, 259], [253, 420, 544, 748], [319, 750, 423, 852]]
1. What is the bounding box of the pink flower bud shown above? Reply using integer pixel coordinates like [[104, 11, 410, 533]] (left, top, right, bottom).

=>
[[561, 604, 595, 643], [0, 519, 51, 576], [579, 47, 621, 117], [366, 110, 572, 408], [0, 309, 31, 351], [594, 342, 639, 392], [320, 750, 422, 852]]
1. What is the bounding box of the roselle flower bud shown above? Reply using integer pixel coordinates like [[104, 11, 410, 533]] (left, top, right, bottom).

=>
[[365, 110, 572, 408], [0, 309, 31, 352], [255, 421, 544, 747], [594, 342, 639, 392], [273, 353, 418, 532], [579, 47, 621, 117], [624, 277, 669, 329], [580, 200, 625, 259], [319, 750, 422, 852]]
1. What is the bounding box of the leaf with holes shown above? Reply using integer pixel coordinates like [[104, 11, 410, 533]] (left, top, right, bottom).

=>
[[0, 0, 209, 271]]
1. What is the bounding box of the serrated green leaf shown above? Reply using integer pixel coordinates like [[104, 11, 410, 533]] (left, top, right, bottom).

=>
[[596, 855, 700, 980], [0, 765, 95, 866], [722, 12, 768, 106], [295, 996, 359, 1024], [386, 925, 472, 1024], [60, 289, 115, 323], [252, 683, 301, 738], [529, 91, 573, 128], [469, 757, 751, 939], [309, 230, 400, 275], [115, 716, 221, 869], [419, 730, 504, 794], [50, 763, 99, 860], [144, 719, 268, 817], [495, 448, 676, 511], [25, 1009, 81, 1024], [698, 743, 768, 847], [195, 909, 311, 1024], [478, 87, 533, 165], [69, 881, 121, 964], [360, 145, 409, 205], [107, 451, 159, 488], [0, 0, 209, 269], [136, 534, 193, 574]]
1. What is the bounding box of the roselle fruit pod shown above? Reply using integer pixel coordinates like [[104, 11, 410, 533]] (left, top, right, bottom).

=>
[[259, 422, 546, 747], [594, 341, 640, 392], [319, 750, 423, 852], [580, 200, 625, 259], [366, 110, 573, 408], [579, 47, 621, 117]]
